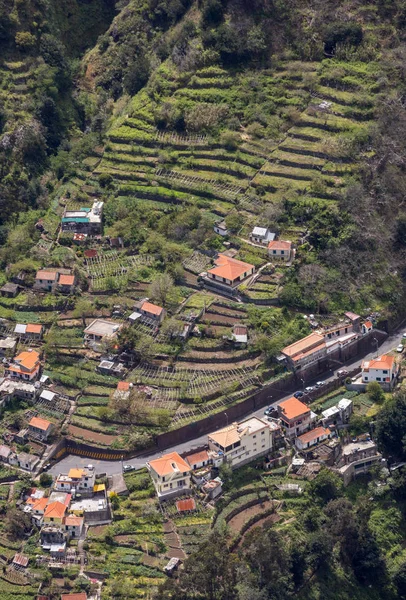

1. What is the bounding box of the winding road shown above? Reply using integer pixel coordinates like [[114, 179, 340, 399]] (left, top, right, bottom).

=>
[[49, 328, 405, 478]]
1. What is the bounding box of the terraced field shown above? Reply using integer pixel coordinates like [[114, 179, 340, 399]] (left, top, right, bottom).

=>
[[86, 58, 380, 226]]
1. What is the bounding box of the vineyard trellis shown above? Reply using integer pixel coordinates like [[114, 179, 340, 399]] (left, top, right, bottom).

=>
[[182, 251, 210, 274], [85, 252, 154, 290], [155, 168, 243, 199], [155, 131, 208, 145]]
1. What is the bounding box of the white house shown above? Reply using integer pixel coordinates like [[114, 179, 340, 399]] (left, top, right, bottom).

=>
[[295, 426, 332, 450], [267, 240, 293, 261], [83, 319, 122, 348], [207, 416, 275, 468], [54, 468, 95, 494], [362, 320, 373, 334], [250, 226, 275, 245], [213, 221, 229, 236], [147, 452, 192, 502], [206, 255, 255, 288], [361, 354, 398, 388]]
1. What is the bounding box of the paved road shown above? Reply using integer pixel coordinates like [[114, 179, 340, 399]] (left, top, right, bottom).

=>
[[49, 328, 405, 478]]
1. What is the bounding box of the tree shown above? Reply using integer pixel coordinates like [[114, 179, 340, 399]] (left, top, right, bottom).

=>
[[308, 468, 343, 504], [39, 472, 53, 487], [225, 211, 244, 234], [15, 31, 36, 51], [6, 509, 31, 539], [73, 299, 94, 327], [375, 391, 406, 461], [366, 381, 384, 404], [149, 273, 175, 308], [393, 561, 406, 599]]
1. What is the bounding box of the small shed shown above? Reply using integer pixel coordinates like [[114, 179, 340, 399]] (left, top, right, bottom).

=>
[[12, 553, 29, 570], [0, 282, 20, 298]]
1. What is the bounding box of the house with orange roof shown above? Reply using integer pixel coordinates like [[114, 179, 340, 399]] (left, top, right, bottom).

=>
[[206, 254, 255, 289], [57, 273, 76, 294], [54, 467, 95, 495], [5, 349, 41, 381], [32, 497, 49, 517], [28, 416, 53, 441], [140, 300, 165, 323], [268, 240, 293, 261], [64, 515, 84, 538], [43, 501, 67, 524], [278, 397, 316, 438], [361, 354, 399, 389], [34, 270, 59, 292], [362, 320, 373, 334], [295, 426, 332, 451], [208, 416, 276, 468], [147, 452, 192, 501], [14, 323, 44, 340], [281, 332, 327, 370]]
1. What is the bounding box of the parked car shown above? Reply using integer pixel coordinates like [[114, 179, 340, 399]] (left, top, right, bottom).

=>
[[337, 369, 348, 377], [316, 381, 325, 388], [403, 332, 406, 339], [123, 464, 134, 472], [264, 406, 273, 416], [396, 344, 404, 353], [294, 391, 304, 399], [305, 386, 315, 393]]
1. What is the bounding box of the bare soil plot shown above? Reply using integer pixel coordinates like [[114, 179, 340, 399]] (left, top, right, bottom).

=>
[[68, 424, 117, 445], [227, 500, 278, 534]]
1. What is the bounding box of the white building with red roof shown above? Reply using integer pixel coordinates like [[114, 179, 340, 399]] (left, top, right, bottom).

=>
[[206, 254, 255, 288], [295, 426, 332, 450], [268, 240, 293, 261], [146, 452, 192, 501], [139, 300, 165, 323], [28, 416, 53, 441], [361, 354, 398, 389]]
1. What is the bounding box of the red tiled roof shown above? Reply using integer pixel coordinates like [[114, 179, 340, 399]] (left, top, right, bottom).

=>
[[362, 354, 395, 371], [233, 325, 247, 336], [268, 240, 292, 251], [29, 416, 52, 431], [208, 254, 254, 282], [148, 452, 191, 477], [36, 270, 58, 281], [297, 427, 330, 445], [117, 381, 130, 391], [184, 450, 209, 467], [84, 249, 98, 258], [141, 300, 164, 316], [32, 497, 49, 512], [26, 324, 43, 334], [61, 594, 87, 600], [176, 498, 196, 512], [279, 397, 309, 421], [282, 333, 325, 358], [363, 320, 373, 328], [14, 350, 40, 370], [59, 274, 75, 286], [44, 501, 67, 519]]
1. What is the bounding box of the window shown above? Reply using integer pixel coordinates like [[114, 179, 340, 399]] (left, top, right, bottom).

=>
[[262, 445, 265, 449], [253, 435, 256, 439], [261, 431, 265, 435], [376, 377, 381, 382], [383, 370, 388, 374], [364, 376, 368, 381], [281, 250, 284, 255], [273, 250, 276, 254]]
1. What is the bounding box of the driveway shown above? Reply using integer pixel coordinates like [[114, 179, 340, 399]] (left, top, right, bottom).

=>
[[48, 328, 405, 478]]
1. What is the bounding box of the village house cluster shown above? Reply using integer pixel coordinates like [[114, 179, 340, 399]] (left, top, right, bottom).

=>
[[19, 465, 110, 564]]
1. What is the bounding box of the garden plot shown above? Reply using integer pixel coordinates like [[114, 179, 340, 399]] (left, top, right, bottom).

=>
[[35, 393, 70, 415], [155, 168, 244, 198], [85, 251, 154, 291], [156, 131, 208, 145], [183, 251, 211, 274]]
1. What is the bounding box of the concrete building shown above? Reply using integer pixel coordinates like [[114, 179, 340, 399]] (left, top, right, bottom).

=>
[[61, 201, 103, 235], [336, 439, 383, 485], [64, 515, 84, 539], [295, 426, 332, 451], [278, 396, 316, 438], [54, 468, 96, 495], [147, 452, 192, 502], [14, 323, 44, 340], [361, 354, 398, 390], [83, 319, 122, 349], [0, 282, 20, 298], [250, 226, 275, 245], [267, 240, 293, 261], [34, 270, 59, 292], [281, 333, 327, 370], [321, 398, 353, 427], [207, 416, 275, 468], [0, 379, 37, 406]]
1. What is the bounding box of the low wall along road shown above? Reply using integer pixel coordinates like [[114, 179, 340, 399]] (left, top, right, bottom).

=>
[[48, 329, 388, 463]]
